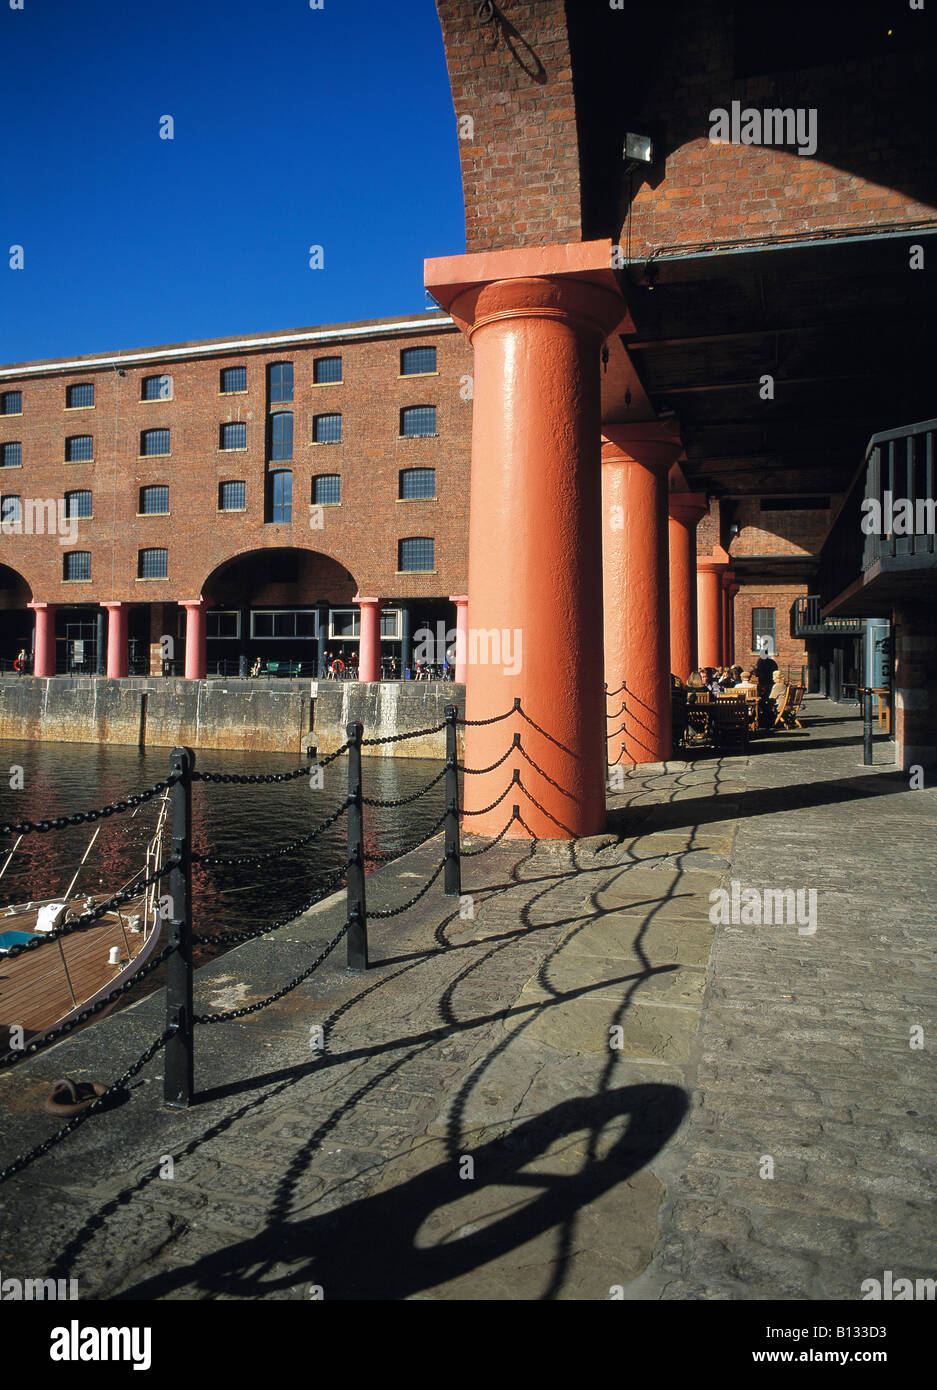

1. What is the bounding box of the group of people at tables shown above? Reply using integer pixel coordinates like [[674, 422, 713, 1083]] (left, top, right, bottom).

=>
[[672, 655, 788, 734]]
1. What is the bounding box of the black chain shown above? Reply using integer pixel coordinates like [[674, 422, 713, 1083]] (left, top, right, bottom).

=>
[[0, 862, 172, 959], [193, 920, 349, 1022], [515, 704, 569, 749], [0, 781, 172, 838], [515, 742, 576, 797], [460, 780, 515, 817], [369, 858, 446, 918], [360, 721, 446, 746], [458, 744, 514, 775], [0, 1026, 174, 1184], [362, 767, 446, 807], [191, 867, 348, 945], [516, 775, 572, 834], [0, 943, 176, 1070], [460, 810, 521, 856], [456, 706, 515, 727], [605, 684, 625, 699], [192, 799, 351, 868], [513, 810, 539, 840], [192, 741, 350, 785], [363, 809, 448, 862], [606, 703, 626, 720]]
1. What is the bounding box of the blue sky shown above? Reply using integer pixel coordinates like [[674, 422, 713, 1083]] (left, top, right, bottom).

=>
[[0, 0, 465, 364]]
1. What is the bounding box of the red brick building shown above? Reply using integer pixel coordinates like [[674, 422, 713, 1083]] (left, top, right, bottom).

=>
[[0, 313, 473, 677]]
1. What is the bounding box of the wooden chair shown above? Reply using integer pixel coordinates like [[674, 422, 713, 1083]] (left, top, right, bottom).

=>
[[773, 685, 805, 729], [711, 695, 749, 752]]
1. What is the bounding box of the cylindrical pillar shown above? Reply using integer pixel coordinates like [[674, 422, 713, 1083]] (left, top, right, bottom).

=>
[[399, 605, 412, 679], [356, 595, 381, 682], [28, 602, 57, 677], [181, 598, 211, 680], [426, 241, 627, 838], [697, 548, 731, 671], [667, 493, 707, 681], [723, 579, 740, 667], [602, 427, 682, 765], [101, 602, 131, 679], [95, 608, 107, 675], [315, 602, 329, 678], [449, 594, 468, 683]]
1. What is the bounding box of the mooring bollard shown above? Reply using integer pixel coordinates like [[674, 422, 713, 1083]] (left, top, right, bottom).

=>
[[165, 746, 194, 1108], [346, 720, 368, 970], [862, 687, 874, 766], [444, 703, 461, 897]]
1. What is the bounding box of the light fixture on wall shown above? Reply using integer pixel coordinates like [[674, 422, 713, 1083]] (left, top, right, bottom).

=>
[[623, 132, 653, 172], [729, 521, 741, 538]]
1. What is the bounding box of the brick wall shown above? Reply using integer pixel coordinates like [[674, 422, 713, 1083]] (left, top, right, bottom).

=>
[[733, 582, 807, 680], [727, 497, 835, 558], [0, 318, 473, 608]]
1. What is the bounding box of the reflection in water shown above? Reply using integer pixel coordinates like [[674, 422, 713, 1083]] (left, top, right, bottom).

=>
[[0, 742, 446, 997]]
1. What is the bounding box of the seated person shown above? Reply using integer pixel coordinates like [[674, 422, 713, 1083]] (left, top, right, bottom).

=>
[[698, 667, 722, 694], [249, 656, 262, 678], [671, 673, 686, 689], [686, 669, 705, 688]]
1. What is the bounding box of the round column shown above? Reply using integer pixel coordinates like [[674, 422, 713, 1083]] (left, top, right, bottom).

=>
[[28, 602, 57, 677], [448, 595, 468, 683], [602, 427, 681, 766], [181, 598, 211, 679], [697, 549, 731, 671], [101, 602, 130, 679], [667, 494, 707, 681], [723, 578, 740, 666], [426, 245, 626, 838], [356, 595, 381, 682]]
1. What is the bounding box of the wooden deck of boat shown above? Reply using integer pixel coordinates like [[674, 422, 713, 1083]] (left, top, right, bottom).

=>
[[0, 902, 150, 1041]]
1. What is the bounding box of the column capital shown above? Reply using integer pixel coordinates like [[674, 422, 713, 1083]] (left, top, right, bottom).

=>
[[668, 491, 708, 527], [601, 422, 684, 473], [353, 594, 380, 606], [697, 545, 732, 576], [27, 600, 57, 612], [425, 240, 629, 343], [99, 600, 132, 611], [179, 596, 213, 612], [448, 594, 468, 606]]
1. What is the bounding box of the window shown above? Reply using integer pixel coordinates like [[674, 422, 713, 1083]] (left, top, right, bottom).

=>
[[141, 374, 172, 400], [267, 469, 292, 524], [64, 489, 92, 519], [1, 391, 22, 415], [399, 536, 434, 571], [220, 366, 247, 394], [380, 608, 401, 638], [66, 383, 94, 408], [65, 435, 93, 462], [64, 551, 91, 581], [313, 412, 342, 444], [329, 608, 360, 638], [251, 609, 318, 639], [207, 611, 240, 639], [401, 346, 437, 376], [268, 362, 294, 404], [269, 411, 293, 460], [1, 441, 22, 468], [313, 474, 340, 505], [1, 495, 22, 527], [138, 547, 168, 579], [400, 405, 436, 438], [140, 485, 169, 514], [141, 428, 170, 456], [399, 467, 436, 499], [313, 356, 342, 384], [220, 421, 247, 451], [752, 608, 777, 651], [219, 480, 246, 511]]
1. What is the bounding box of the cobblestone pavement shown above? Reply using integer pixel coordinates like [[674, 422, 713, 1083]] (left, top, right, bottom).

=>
[[0, 699, 933, 1300]]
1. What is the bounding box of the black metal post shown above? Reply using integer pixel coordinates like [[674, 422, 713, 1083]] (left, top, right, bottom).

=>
[[444, 703, 461, 896], [346, 720, 368, 969], [164, 746, 194, 1108], [862, 688, 874, 766]]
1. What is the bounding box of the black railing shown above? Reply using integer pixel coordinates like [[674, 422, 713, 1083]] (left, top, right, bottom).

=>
[[0, 698, 569, 1180], [819, 418, 937, 612], [790, 596, 865, 638]]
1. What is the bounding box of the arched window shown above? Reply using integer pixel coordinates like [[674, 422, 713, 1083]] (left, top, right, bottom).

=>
[[313, 474, 340, 505], [313, 412, 342, 443], [398, 537, 434, 572], [268, 362, 294, 404], [138, 548, 168, 579], [64, 551, 91, 581], [399, 467, 436, 499], [267, 469, 292, 524], [269, 411, 293, 461], [139, 485, 169, 514], [64, 489, 93, 519], [400, 406, 436, 438]]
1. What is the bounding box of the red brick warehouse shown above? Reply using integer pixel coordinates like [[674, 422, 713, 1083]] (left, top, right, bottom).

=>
[[0, 315, 473, 680]]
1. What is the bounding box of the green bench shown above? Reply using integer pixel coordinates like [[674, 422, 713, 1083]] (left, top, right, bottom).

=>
[[264, 661, 302, 677]]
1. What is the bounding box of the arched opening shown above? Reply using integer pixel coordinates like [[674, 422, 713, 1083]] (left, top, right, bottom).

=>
[[0, 563, 33, 671], [202, 546, 359, 677]]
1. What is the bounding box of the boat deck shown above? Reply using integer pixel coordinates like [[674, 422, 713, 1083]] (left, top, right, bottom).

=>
[[0, 898, 151, 1048]]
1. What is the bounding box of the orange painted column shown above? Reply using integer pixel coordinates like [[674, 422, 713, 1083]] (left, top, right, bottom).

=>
[[28, 602, 57, 677], [602, 425, 682, 765], [697, 547, 731, 670], [448, 595, 468, 683], [667, 493, 707, 681], [723, 576, 740, 666], [426, 241, 627, 838], [356, 595, 381, 682], [181, 598, 211, 679], [101, 602, 131, 678]]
